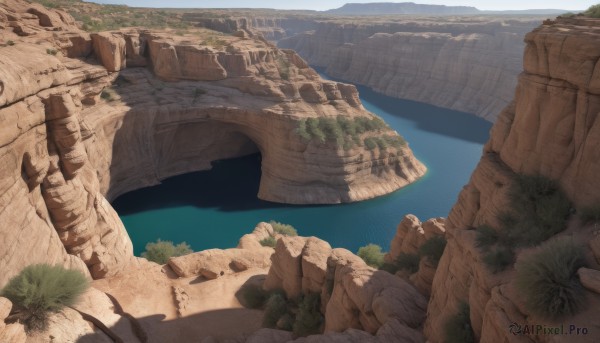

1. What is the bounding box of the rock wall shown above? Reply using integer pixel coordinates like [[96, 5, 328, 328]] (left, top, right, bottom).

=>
[[278, 18, 542, 121], [424, 17, 600, 342], [0, 0, 425, 287], [263, 235, 428, 341]]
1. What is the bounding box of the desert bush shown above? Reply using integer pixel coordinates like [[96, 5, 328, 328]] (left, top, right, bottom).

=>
[[296, 119, 311, 141], [515, 237, 586, 319], [482, 247, 514, 273], [270, 221, 298, 236], [505, 174, 571, 246], [46, 48, 58, 55], [444, 302, 474, 343], [383, 135, 406, 148], [1, 264, 89, 331], [357, 244, 385, 268], [263, 293, 289, 328], [381, 252, 420, 274], [100, 89, 116, 102], [141, 239, 193, 264], [7, 40, 15, 46], [320, 117, 344, 146], [363, 137, 377, 150], [418, 236, 447, 267], [585, 4, 600, 17], [238, 283, 268, 309], [578, 206, 600, 225], [260, 236, 277, 248], [293, 293, 324, 337], [475, 225, 499, 248], [306, 118, 326, 143]]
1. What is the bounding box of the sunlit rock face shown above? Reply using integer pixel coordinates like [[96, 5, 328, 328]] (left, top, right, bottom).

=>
[[0, 0, 425, 287], [425, 17, 600, 343]]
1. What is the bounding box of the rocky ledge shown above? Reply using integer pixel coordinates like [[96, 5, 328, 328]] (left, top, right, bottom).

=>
[[0, 0, 425, 287]]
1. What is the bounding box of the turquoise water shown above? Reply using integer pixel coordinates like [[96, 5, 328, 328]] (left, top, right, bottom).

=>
[[112, 78, 492, 256]]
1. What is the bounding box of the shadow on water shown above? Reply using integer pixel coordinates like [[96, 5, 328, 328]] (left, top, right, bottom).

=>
[[112, 153, 318, 215], [314, 67, 492, 144]]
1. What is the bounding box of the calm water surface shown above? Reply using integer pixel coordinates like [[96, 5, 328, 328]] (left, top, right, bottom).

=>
[[112, 77, 492, 255]]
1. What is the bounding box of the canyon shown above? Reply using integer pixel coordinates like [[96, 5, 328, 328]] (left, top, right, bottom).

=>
[[186, 13, 545, 121], [0, 1, 600, 343]]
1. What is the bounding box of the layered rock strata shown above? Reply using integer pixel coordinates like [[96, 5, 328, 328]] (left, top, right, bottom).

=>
[[278, 17, 543, 121], [263, 235, 428, 341], [0, 0, 425, 289], [424, 17, 600, 342]]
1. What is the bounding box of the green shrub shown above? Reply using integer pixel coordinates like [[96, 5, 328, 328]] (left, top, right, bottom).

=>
[[320, 117, 344, 146], [505, 175, 571, 246], [419, 236, 447, 267], [260, 236, 277, 248], [364, 137, 377, 150], [238, 283, 268, 309], [476, 225, 499, 248], [585, 4, 600, 17], [515, 237, 586, 319], [482, 247, 514, 273], [100, 89, 115, 102], [381, 252, 420, 274], [46, 48, 58, 55], [374, 137, 388, 150], [270, 221, 298, 236], [1, 264, 89, 331], [357, 244, 385, 268], [337, 116, 357, 137], [141, 239, 193, 264], [263, 293, 288, 328], [296, 119, 312, 141], [6, 40, 15, 46], [276, 313, 294, 331], [579, 206, 600, 225], [444, 302, 475, 343], [293, 293, 324, 337], [306, 118, 326, 143]]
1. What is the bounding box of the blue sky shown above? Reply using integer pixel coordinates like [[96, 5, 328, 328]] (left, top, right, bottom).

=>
[[87, 1, 594, 11]]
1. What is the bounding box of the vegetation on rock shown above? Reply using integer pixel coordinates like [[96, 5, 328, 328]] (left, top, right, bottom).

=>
[[381, 252, 420, 274], [296, 116, 405, 151], [477, 174, 572, 273], [444, 301, 475, 343], [141, 239, 193, 264], [1, 264, 89, 331], [238, 283, 269, 309], [419, 236, 447, 267], [585, 4, 600, 18], [259, 236, 277, 247], [269, 221, 298, 236], [263, 293, 289, 328], [32, 0, 192, 32], [515, 237, 586, 319], [261, 291, 324, 337], [292, 292, 324, 337], [357, 243, 385, 268]]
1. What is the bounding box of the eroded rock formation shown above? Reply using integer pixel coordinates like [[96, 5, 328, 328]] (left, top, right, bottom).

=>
[[0, 0, 425, 290], [424, 17, 600, 342], [263, 235, 428, 340], [278, 17, 543, 121]]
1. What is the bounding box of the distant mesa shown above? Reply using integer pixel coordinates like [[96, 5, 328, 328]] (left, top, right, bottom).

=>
[[325, 2, 580, 16], [325, 2, 479, 15]]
